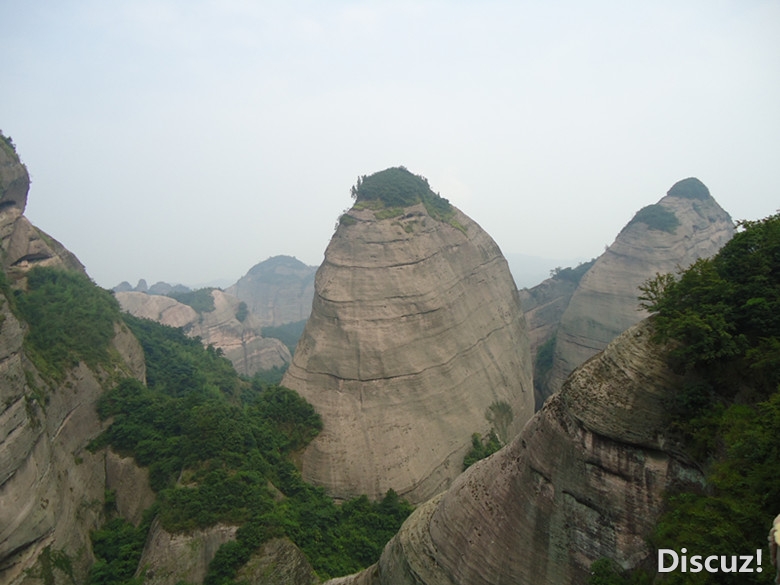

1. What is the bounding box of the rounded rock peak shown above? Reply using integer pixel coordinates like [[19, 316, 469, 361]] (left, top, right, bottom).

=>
[[666, 177, 711, 201]]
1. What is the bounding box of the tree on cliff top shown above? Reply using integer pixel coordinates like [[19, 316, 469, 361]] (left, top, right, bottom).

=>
[[350, 166, 453, 220]]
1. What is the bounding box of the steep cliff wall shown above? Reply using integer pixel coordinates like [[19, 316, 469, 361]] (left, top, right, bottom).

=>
[[282, 169, 533, 504], [116, 289, 291, 375], [226, 255, 317, 327], [0, 137, 147, 585], [329, 319, 704, 585], [542, 178, 733, 401]]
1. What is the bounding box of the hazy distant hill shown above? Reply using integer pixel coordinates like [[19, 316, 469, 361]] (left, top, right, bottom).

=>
[[524, 178, 734, 407], [226, 255, 317, 327]]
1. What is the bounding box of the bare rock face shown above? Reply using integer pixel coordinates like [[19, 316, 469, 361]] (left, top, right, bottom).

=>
[[116, 289, 291, 375], [134, 520, 237, 585], [0, 316, 146, 585], [542, 178, 733, 401], [282, 168, 533, 504], [0, 139, 84, 276], [235, 538, 320, 585], [0, 136, 148, 585], [226, 255, 317, 327], [329, 319, 704, 585], [105, 450, 156, 527]]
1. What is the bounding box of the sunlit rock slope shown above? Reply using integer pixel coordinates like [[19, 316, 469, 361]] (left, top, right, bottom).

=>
[[329, 318, 704, 585], [282, 168, 533, 504]]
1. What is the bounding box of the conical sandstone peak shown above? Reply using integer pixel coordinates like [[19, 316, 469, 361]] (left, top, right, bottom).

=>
[[281, 167, 534, 504], [540, 177, 734, 401]]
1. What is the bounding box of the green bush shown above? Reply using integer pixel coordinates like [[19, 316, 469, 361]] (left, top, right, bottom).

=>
[[87, 517, 149, 585], [14, 267, 122, 380], [168, 288, 216, 313], [666, 177, 711, 200], [621, 213, 780, 583], [350, 167, 456, 225], [629, 204, 680, 233], [463, 431, 502, 470]]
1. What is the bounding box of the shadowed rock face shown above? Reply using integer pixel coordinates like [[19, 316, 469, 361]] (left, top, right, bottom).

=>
[[282, 174, 533, 504], [542, 178, 733, 401], [328, 319, 704, 585]]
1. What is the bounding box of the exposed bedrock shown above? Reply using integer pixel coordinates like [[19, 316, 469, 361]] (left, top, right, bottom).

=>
[[282, 184, 533, 504], [328, 319, 703, 585], [542, 178, 733, 401], [116, 289, 291, 375]]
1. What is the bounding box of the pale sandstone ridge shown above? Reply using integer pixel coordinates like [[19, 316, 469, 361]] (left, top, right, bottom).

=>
[[226, 255, 317, 327], [116, 289, 291, 375], [328, 319, 704, 585], [0, 136, 148, 585], [542, 178, 733, 401], [282, 169, 533, 504]]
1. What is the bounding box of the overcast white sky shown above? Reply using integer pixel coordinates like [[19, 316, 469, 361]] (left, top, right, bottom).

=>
[[2, 1, 778, 288]]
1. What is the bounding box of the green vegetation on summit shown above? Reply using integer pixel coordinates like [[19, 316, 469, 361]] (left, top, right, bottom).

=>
[[666, 177, 711, 200], [348, 166, 459, 226], [590, 213, 780, 585]]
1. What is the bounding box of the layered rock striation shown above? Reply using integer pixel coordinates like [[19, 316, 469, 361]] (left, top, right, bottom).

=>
[[282, 168, 533, 504], [329, 319, 704, 585], [116, 289, 291, 375], [541, 178, 733, 401], [0, 136, 148, 584]]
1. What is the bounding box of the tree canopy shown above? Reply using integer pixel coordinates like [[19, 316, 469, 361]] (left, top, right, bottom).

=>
[[593, 213, 780, 584]]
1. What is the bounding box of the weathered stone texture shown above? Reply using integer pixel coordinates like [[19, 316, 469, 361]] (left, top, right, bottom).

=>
[[117, 289, 291, 375], [329, 319, 704, 585], [543, 179, 733, 399], [283, 201, 533, 504]]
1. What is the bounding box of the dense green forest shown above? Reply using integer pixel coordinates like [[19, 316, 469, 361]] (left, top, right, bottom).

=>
[[13, 267, 123, 381], [87, 314, 412, 584], [590, 213, 780, 584]]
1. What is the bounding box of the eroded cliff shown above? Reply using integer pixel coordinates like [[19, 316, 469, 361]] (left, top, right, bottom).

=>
[[281, 168, 533, 504], [330, 318, 703, 585], [0, 136, 148, 585]]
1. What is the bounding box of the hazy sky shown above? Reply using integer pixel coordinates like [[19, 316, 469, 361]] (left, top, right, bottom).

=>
[[2, 1, 779, 288]]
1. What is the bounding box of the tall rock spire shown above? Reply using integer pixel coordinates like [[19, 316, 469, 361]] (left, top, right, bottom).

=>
[[281, 167, 533, 503]]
